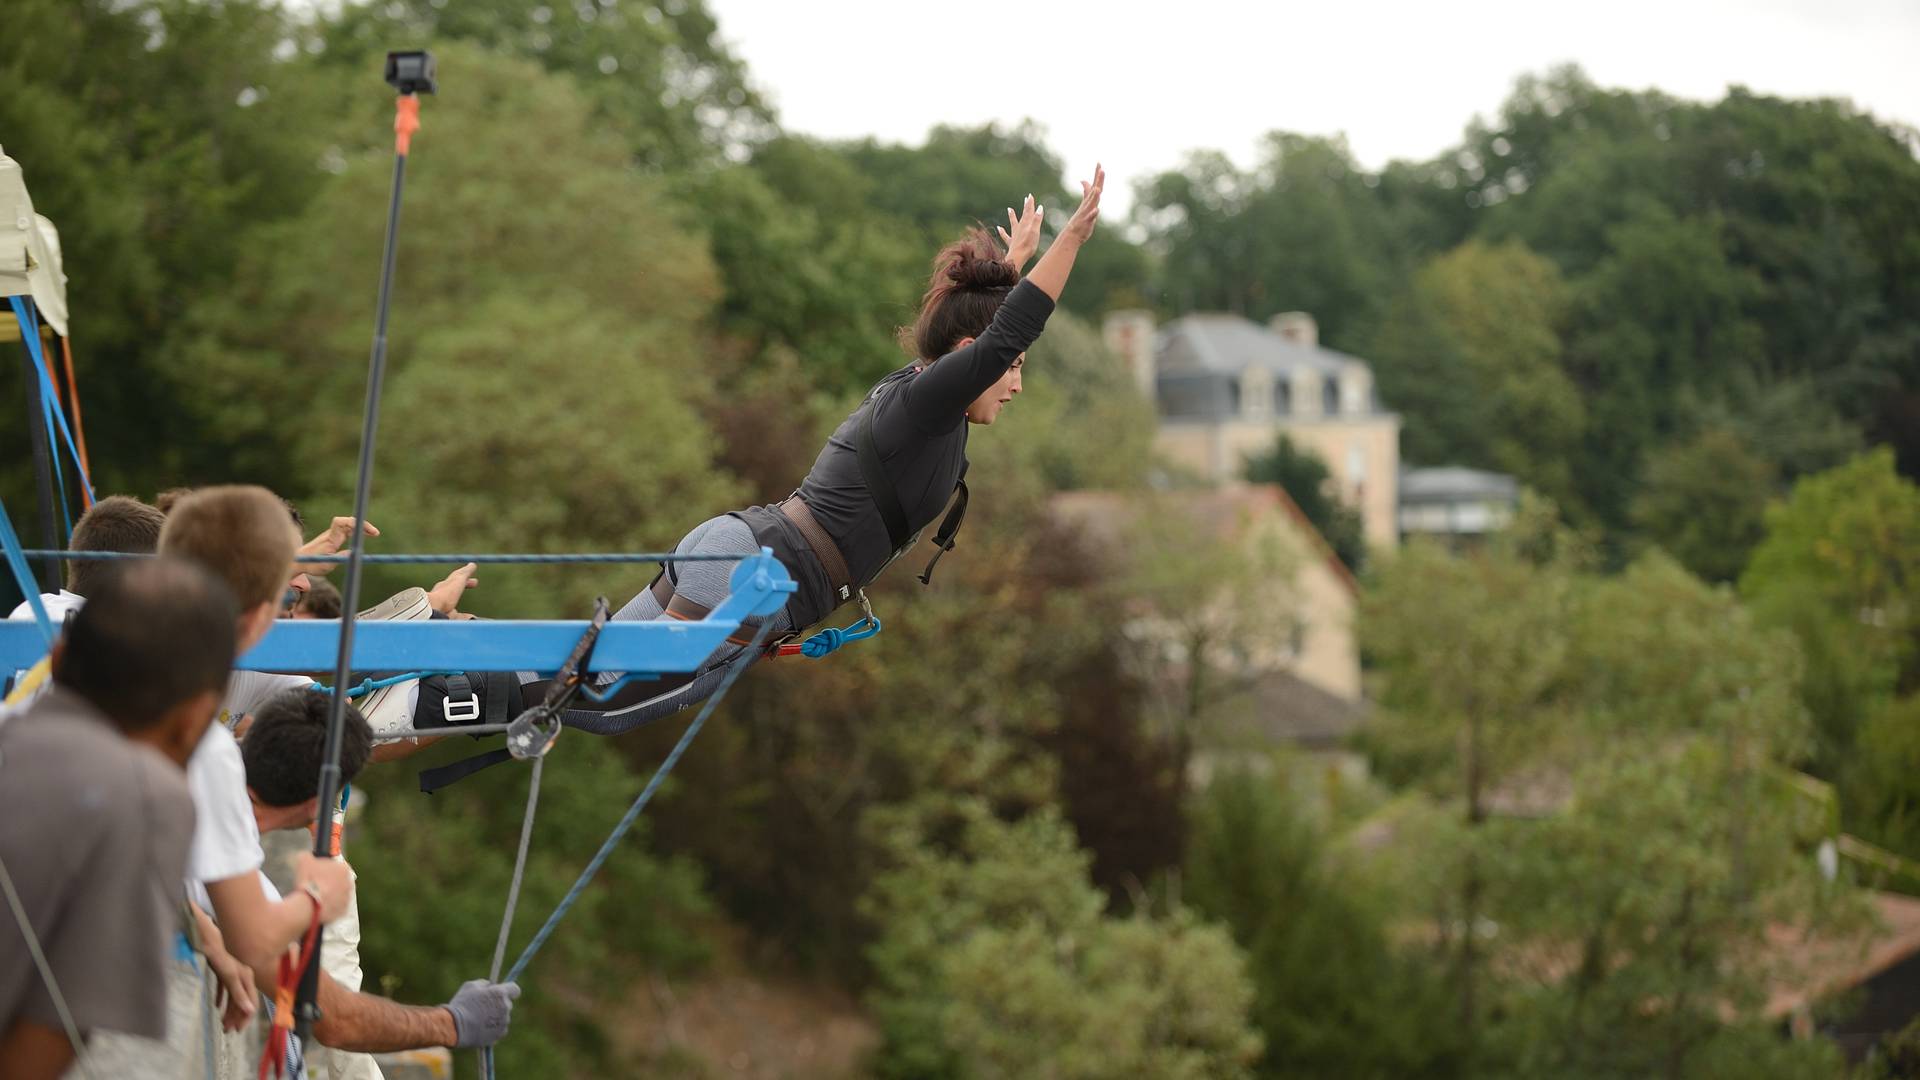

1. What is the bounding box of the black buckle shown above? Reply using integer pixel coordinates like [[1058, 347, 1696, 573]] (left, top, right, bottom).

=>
[[506, 596, 611, 760]]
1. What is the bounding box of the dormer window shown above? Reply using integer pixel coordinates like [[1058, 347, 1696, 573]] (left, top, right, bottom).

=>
[[1241, 367, 1271, 418]]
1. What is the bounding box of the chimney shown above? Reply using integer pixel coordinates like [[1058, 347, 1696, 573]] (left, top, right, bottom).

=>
[[1338, 362, 1373, 416], [1103, 309, 1158, 405], [1270, 311, 1318, 349]]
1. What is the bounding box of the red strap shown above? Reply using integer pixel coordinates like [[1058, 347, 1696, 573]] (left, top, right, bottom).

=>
[[258, 894, 324, 1079], [57, 336, 91, 504]]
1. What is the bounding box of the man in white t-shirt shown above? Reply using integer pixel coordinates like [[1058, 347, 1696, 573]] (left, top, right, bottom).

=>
[[157, 486, 519, 1068], [11, 487, 517, 1068], [5, 496, 167, 699]]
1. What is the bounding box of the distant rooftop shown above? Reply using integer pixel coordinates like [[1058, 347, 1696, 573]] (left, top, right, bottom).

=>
[[1158, 314, 1361, 379], [1149, 313, 1389, 423], [1399, 467, 1519, 504]]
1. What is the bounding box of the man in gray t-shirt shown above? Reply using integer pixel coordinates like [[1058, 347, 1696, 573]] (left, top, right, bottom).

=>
[[0, 558, 239, 1080]]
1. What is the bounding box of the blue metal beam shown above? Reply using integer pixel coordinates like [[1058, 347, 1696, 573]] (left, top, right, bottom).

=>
[[0, 551, 796, 675]]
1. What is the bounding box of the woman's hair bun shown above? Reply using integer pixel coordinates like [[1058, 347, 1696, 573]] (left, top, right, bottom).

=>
[[902, 226, 1021, 360], [942, 228, 1019, 290]]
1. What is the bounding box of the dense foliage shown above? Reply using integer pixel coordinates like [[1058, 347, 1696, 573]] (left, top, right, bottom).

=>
[[5, 3, 1919, 1075]]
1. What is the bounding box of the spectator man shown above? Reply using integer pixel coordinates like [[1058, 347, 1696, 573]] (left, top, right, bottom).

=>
[[0, 558, 236, 1080]]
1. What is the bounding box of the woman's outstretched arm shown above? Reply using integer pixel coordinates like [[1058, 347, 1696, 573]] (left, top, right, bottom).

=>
[[1024, 163, 1103, 302]]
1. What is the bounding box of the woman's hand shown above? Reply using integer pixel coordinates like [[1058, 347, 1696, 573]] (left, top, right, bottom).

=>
[[997, 194, 1043, 271], [1022, 163, 1105, 302], [1060, 164, 1103, 246]]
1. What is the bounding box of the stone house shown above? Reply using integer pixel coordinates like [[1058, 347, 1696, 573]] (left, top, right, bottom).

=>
[[1051, 485, 1363, 709], [1102, 309, 1403, 549]]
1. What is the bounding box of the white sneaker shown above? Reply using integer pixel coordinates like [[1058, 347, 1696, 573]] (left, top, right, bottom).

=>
[[355, 588, 432, 739]]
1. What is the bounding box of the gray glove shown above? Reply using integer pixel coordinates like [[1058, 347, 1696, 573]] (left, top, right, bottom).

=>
[[443, 979, 521, 1048]]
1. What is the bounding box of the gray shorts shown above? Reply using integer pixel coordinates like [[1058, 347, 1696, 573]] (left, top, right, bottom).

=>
[[523, 514, 794, 735]]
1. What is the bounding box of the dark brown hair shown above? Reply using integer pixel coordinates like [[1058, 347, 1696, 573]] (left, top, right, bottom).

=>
[[56, 557, 238, 733], [242, 687, 372, 808], [904, 227, 1019, 361], [295, 577, 343, 619], [158, 485, 300, 610], [67, 495, 166, 598]]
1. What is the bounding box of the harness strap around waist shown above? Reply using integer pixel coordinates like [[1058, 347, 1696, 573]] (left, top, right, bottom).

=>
[[650, 572, 785, 650], [779, 495, 852, 603]]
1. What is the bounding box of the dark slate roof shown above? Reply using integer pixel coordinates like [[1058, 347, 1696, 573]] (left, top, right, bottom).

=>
[[1157, 314, 1364, 378], [1399, 467, 1520, 504]]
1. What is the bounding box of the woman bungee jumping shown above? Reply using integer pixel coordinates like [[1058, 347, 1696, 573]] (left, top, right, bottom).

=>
[[403, 165, 1104, 748]]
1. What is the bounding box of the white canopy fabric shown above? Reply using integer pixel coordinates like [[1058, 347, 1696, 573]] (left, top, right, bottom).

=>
[[0, 146, 70, 338]]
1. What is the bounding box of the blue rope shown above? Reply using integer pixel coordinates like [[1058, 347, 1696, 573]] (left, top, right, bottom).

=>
[[501, 615, 775, 985], [797, 616, 881, 658], [311, 670, 459, 699], [16, 300, 72, 544], [18, 300, 64, 539], [10, 298, 94, 511], [0, 498, 53, 646], [21, 550, 748, 565], [41, 376, 72, 545]]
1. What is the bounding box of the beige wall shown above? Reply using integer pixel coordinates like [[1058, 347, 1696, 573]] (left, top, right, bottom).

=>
[[1138, 504, 1361, 703], [1282, 525, 1361, 701], [1155, 416, 1402, 549]]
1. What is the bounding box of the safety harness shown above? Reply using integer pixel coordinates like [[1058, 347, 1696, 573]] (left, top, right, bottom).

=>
[[415, 372, 973, 791], [856, 380, 970, 588], [416, 600, 609, 793]]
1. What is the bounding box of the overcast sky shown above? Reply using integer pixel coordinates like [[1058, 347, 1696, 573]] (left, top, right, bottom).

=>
[[705, 0, 1920, 218]]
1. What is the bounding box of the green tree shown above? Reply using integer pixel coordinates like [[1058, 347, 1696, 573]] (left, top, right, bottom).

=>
[[834, 121, 1152, 317], [362, 294, 747, 616], [1679, 373, 1863, 485], [1185, 768, 1463, 1078], [1365, 520, 1845, 1076], [1741, 450, 1920, 775], [351, 733, 710, 1076], [162, 43, 737, 589], [322, 0, 771, 169], [0, 0, 343, 499], [1846, 694, 1920, 861], [865, 802, 1261, 1079], [1242, 435, 1366, 572], [677, 143, 924, 392], [1630, 427, 1775, 584], [1463, 66, 1920, 530], [1561, 207, 1767, 529], [639, 419, 1172, 976], [840, 121, 1069, 241], [1139, 135, 1408, 347], [1405, 241, 1581, 504], [990, 311, 1156, 492]]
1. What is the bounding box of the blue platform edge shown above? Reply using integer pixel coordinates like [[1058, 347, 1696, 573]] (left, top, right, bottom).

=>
[[0, 550, 796, 676]]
